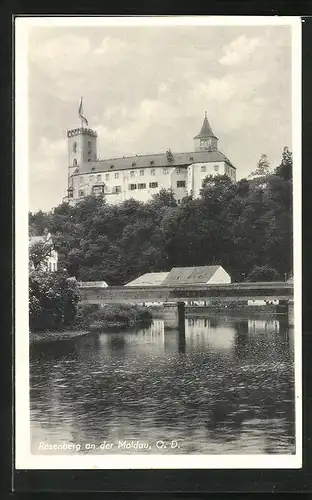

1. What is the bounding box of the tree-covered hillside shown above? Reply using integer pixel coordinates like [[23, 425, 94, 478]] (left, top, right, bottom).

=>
[[29, 147, 293, 284]]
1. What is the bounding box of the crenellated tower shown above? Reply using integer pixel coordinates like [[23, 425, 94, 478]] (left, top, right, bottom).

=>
[[66, 126, 97, 199]]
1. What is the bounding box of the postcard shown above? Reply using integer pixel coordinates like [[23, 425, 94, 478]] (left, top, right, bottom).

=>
[[15, 15, 302, 470]]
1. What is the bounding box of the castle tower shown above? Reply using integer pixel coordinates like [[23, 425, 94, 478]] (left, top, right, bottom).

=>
[[194, 112, 218, 152], [66, 98, 98, 201], [67, 126, 97, 167]]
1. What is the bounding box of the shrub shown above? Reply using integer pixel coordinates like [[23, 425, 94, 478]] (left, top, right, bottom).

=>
[[247, 265, 279, 282], [73, 302, 152, 330], [29, 270, 80, 332]]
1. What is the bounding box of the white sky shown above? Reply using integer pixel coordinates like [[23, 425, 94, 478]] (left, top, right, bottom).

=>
[[27, 21, 292, 212]]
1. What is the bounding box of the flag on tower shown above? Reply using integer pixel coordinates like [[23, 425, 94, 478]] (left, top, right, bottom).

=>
[[78, 97, 88, 127]]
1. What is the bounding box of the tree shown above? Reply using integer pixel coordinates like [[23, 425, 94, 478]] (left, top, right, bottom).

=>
[[249, 154, 271, 178], [29, 270, 80, 331], [150, 188, 177, 208], [29, 210, 51, 236], [275, 146, 292, 181], [29, 241, 51, 270], [247, 265, 279, 282]]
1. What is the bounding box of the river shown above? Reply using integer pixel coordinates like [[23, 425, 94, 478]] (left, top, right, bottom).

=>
[[30, 312, 295, 455]]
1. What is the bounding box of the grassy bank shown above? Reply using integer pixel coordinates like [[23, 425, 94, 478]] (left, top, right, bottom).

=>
[[30, 303, 153, 343], [73, 303, 153, 332]]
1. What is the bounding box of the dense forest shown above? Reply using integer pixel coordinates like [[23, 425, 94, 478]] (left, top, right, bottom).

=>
[[29, 147, 293, 285]]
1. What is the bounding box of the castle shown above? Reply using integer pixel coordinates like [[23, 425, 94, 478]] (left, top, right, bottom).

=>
[[64, 112, 236, 205]]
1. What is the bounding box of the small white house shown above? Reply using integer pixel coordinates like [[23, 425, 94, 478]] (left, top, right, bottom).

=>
[[29, 231, 58, 272]]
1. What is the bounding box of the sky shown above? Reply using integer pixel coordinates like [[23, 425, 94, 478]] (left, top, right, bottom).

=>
[[26, 20, 293, 212]]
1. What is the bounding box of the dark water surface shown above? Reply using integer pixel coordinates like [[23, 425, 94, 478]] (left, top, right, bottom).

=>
[[30, 314, 295, 455]]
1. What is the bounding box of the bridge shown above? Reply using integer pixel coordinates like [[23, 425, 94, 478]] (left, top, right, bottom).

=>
[[79, 281, 294, 328]]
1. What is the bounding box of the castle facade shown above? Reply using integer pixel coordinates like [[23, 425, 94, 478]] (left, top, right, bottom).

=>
[[64, 112, 236, 205]]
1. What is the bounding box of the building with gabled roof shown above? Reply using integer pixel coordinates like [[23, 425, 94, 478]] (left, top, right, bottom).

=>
[[63, 111, 236, 205], [162, 265, 231, 286]]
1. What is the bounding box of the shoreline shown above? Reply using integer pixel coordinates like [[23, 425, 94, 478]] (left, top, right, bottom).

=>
[[29, 319, 153, 344]]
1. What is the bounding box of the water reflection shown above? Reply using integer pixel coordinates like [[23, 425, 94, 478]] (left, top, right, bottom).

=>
[[30, 313, 295, 455]]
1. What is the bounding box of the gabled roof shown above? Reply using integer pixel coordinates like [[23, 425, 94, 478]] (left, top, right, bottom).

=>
[[125, 272, 169, 287], [194, 112, 217, 140], [162, 265, 223, 286], [29, 232, 53, 248], [74, 149, 234, 175], [29, 235, 45, 245]]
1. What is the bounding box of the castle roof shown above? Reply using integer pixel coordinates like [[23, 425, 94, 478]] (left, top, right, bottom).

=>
[[74, 149, 234, 176], [194, 112, 217, 140]]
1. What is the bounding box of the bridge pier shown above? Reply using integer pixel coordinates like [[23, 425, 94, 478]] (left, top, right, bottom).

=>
[[287, 299, 294, 327], [163, 301, 185, 330], [276, 299, 294, 327]]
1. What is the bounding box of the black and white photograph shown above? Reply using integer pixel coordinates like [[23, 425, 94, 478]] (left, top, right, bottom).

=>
[[15, 16, 301, 470]]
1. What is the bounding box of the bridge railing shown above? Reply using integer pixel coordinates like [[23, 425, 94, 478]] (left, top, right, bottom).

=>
[[78, 281, 293, 302]]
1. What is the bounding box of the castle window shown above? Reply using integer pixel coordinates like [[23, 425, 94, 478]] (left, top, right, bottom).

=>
[[189, 157, 194, 161], [80, 177, 84, 185], [92, 185, 104, 195], [150, 168, 155, 176], [114, 172, 119, 179], [113, 185, 121, 193], [97, 174, 102, 182], [78, 189, 85, 197], [214, 165, 219, 172], [138, 183, 146, 190], [129, 184, 137, 190], [201, 165, 206, 172], [149, 182, 158, 188], [73, 158, 77, 166], [110, 165, 114, 169], [130, 170, 135, 178], [132, 162, 136, 167], [150, 160, 154, 165], [163, 168, 168, 175], [88, 140, 92, 153], [140, 169, 144, 176], [89, 175, 95, 182], [72, 142, 77, 153], [177, 180, 186, 188], [176, 167, 181, 174], [105, 173, 110, 180]]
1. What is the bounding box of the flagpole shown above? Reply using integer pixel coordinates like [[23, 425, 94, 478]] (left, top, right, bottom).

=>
[[80, 96, 84, 130]]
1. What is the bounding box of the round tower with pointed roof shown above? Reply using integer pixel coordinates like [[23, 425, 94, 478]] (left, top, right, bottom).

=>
[[194, 112, 219, 152]]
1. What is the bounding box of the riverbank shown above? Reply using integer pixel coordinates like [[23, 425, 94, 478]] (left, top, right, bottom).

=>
[[30, 303, 153, 343], [29, 329, 89, 344]]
